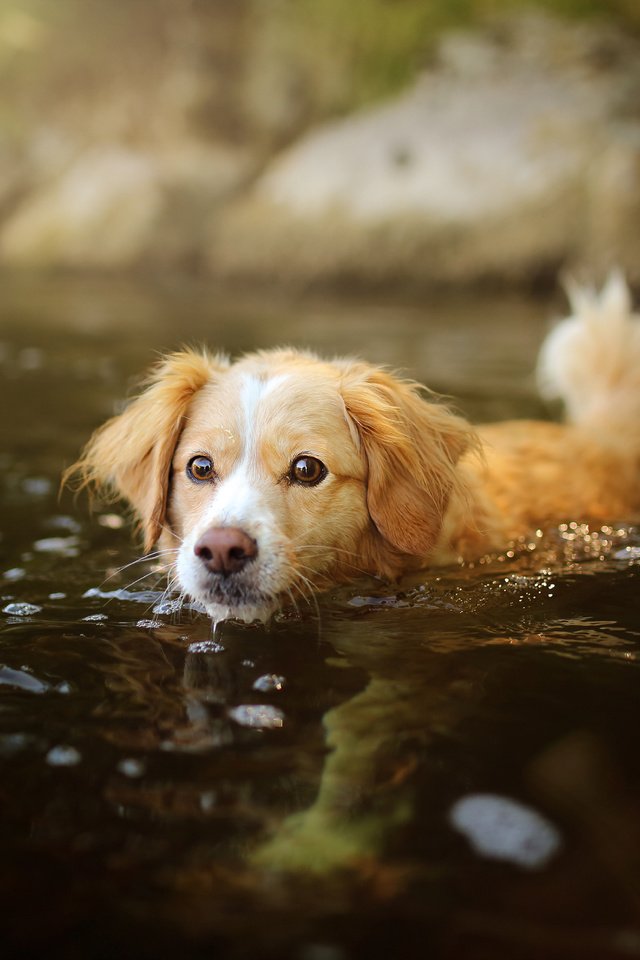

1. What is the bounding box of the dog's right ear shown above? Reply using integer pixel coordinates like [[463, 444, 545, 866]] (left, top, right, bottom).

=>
[[64, 349, 228, 552]]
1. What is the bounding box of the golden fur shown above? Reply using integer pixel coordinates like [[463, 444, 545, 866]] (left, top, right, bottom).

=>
[[67, 274, 640, 623]]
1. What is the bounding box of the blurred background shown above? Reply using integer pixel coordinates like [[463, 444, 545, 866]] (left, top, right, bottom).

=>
[[0, 0, 638, 288], [2, 8, 640, 959]]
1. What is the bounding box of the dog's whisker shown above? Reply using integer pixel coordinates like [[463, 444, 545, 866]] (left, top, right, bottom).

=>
[[155, 581, 176, 609], [289, 577, 311, 606], [287, 572, 322, 638], [289, 564, 320, 592], [288, 582, 312, 617], [285, 587, 301, 618], [120, 568, 168, 594], [158, 523, 185, 544], [293, 544, 374, 578], [294, 552, 373, 584], [296, 555, 372, 580], [120, 557, 181, 594], [289, 567, 322, 612], [104, 548, 179, 584]]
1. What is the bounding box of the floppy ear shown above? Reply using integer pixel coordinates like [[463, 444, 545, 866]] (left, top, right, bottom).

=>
[[65, 349, 228, 552], [341, 363, 476, 557]]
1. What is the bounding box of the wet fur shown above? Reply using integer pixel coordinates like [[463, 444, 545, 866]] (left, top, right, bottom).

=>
[[67, 274, 640, 622]]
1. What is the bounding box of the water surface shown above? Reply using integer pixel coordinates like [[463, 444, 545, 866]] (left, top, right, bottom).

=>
[[1, 275, 639, 960]]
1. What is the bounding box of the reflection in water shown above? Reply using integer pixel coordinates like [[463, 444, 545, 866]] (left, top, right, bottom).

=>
[[1, 278, 639, 958]]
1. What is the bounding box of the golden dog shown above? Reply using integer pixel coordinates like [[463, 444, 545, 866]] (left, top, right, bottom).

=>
[[69, 274, 640, 624]]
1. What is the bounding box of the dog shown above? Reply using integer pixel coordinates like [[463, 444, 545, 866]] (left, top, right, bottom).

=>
[[68, 273, 640, 625]]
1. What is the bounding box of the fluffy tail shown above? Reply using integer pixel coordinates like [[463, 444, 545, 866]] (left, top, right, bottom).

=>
[[537, 271, 640, 442]]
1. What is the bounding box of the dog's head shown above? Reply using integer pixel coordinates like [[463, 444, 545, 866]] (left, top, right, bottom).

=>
[[69, 348, 474, 623]]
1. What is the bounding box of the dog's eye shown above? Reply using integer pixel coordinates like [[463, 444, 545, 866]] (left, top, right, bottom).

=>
[[290, 455, 327, 486], [187, 455, 215, 482]]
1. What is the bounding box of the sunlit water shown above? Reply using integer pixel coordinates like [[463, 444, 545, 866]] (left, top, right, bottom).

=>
[[1, 275, 639, 959]]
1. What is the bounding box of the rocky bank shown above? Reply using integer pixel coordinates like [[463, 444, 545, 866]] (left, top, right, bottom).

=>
[[1, 9, 639, 287]]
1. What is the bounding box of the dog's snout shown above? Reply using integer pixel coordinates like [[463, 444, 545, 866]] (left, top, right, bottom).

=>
[[194, 527, 258, 576]]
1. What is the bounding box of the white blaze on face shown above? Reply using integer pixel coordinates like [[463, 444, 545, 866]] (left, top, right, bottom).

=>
[[200, 373, 289, 528], [175, 373, 293, 623]]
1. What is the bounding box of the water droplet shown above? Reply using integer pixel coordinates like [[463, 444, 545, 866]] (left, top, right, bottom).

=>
[[187, 640, 225, 654], [33, 536, 80, 557], [253, 673, 286, 692], [82, 613, 108, 622], [22, 476, 52, 496], [200, 791, 217, 812], [46, 745, 82, 767], [0, 665, 49, 693], [136, 619, 163, 629], [97, 513, 124, 529], [449, 793, 561, 869], [83, 586, 161, 603], [3, 567, 26, 582], [3, 602, 42, 616], [49, 592, 67, 600], [615, 546, 640, 561], [228, 704, 285, 729], [117, 757, 146, 778], [46, 515, 81, 533], [152, 599, 183, 615]]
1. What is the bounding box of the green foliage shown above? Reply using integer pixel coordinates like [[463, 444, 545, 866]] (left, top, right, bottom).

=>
[[274, 0, 640, 112], [0, 0, 638, 137]]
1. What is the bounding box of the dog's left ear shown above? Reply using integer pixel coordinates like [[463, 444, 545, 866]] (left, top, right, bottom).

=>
[[341, 364, 476, 557], [65, 349, 228, 552]]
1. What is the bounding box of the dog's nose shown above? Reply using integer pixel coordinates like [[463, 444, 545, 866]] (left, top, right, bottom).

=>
[[194, 527, 258, 576]]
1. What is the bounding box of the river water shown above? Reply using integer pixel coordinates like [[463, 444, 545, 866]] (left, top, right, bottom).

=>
[[1, 274, 639, 959]]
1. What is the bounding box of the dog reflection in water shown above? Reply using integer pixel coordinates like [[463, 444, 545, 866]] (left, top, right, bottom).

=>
[[181, 619, 472, 874]]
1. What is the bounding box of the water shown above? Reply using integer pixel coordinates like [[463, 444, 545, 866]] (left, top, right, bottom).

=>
[[1, 274, 639, 959]]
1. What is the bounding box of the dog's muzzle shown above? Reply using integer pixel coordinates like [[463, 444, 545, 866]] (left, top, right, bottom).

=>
[[183, 525, 276, 622]]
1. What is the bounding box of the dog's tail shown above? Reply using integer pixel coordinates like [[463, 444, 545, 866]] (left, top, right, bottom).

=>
[[537, 271, 640, 443]]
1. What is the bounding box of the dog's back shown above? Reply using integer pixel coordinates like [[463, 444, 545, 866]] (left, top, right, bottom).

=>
[[439, 274, 640, 559]]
